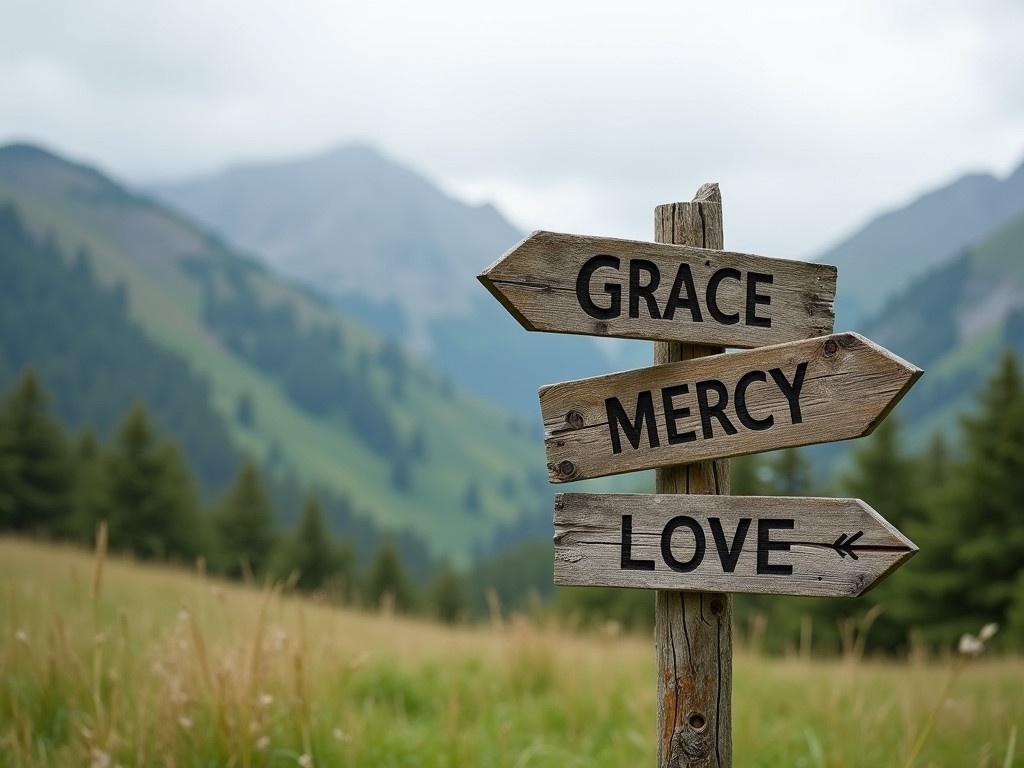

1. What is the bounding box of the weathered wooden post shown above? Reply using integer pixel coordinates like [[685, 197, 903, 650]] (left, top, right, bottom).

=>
[[653, 184, 731, 767], [479, 180, 921, 768]]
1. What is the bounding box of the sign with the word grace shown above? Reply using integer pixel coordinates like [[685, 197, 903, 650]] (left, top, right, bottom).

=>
[[553, 493, 917, 597], [478, 231, 838, 348], [541, 332, 921, 483]]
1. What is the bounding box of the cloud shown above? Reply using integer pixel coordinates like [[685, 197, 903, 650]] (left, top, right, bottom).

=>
[[1, 0, 1021, 256]]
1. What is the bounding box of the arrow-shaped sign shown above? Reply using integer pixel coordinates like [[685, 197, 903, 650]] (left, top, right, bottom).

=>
[[479, 230, 837, 348], [553, 493, 917, 597], [540, 332, 921, 483]]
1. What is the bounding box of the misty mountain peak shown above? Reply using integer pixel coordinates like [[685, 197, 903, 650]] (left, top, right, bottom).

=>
[[151, 142, 522, 351]]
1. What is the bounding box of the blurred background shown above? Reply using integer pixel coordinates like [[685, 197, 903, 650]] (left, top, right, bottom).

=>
[[1, 2, 1023, 764]]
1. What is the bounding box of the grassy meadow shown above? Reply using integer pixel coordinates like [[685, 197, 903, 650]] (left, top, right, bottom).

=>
[[1, 536, 1021, 768]]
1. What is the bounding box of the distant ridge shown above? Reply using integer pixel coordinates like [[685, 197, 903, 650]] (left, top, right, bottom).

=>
[[816, 155, 1024, 327], [152, 143, 522, 351]]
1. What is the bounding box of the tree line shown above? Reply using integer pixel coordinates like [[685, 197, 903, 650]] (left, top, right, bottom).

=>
[[0, 369, 464, 621]]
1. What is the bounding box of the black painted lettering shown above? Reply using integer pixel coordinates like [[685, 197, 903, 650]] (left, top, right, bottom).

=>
[[710, 517, 751, 573], [696, 380, 738, 440], [663, 263, 703, 322], [576, 255, 621, 320], [661, 383, 696, 445], [745, 272, 773, 327], [628, 259, 661, 319], [661, 516, 706, 573], [756, 519, 794, 575], [706, 267, 741, 325], [605, 391, 660, 454], [620, 515, 655, 570], [769, 362, 808, 424], [734, 370, 774, 431]]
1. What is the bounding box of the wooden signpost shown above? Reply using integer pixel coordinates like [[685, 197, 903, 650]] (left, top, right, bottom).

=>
[[479, 230, 837, 347], [477, 183, 922, 768], [554, 493, 917, 597], [540, 331, 921, 482]]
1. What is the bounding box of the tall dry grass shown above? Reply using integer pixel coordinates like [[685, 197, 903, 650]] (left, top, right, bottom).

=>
[[1, 535, 1021, 767]]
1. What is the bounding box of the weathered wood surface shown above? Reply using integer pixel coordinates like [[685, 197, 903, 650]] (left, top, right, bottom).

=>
[[653, 187, 731, 768], [477, 229, 836, 348], [540, 331, 922, 483], [553, 493, 917, 597]]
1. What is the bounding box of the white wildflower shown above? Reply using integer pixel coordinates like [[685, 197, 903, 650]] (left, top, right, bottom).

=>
[[177, 609, 190, 623], [14, 630, 28, 644], [979, 623, 999, 642], [298, 754, 313, 768], [258, 692, 274, 708], [958, 633, 983, 656], [90, 748, 112, 768], [333, 727, 351, 743], [256, 735, 270, 750], [178, 715, 193, 730]]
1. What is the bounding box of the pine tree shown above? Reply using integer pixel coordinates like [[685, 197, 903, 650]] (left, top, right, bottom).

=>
[[105, 404, 203, 560], [365, 541, 415, 611], [842, 417, 921, 528], [904, 351, 1024, 644], [0, 370, 73, 534], [430, 564, 466, 624], [69, 429, 108, 542], [840, 415, 923, 650], [286, 495, 352, 593], [214, 458, 277, 578]]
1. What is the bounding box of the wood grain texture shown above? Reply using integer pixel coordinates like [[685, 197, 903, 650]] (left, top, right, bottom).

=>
[[553, 493, 917, 597], [478, 230, 836, 348], [654, 188, 731, 768], [540, 331, 922, 483]]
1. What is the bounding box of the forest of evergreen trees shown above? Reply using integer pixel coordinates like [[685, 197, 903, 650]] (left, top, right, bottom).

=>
[[0, 369, 459, 620]]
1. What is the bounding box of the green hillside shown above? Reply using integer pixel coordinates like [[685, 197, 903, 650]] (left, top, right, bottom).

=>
[[150, 143, 628, 418], [862, 210, 1024, 450], [818, 158, 1024, 328], [0, 143, 555, 561]]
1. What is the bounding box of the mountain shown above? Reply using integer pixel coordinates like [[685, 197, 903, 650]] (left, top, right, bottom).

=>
[[151, 144, 520, 350], [817, 157, 1024, 328], [150, 144, 632, 416], [0, 142, 562, 561], [860, 209, 1024, 447]]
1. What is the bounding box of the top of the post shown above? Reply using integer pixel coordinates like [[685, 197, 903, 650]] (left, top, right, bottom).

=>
[[654, 182, 721, 216], [693, 182, 721, 203]]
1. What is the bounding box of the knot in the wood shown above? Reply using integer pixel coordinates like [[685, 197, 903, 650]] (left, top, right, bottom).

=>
[[549, 460, 577, 481], [709, 598, 725, 616], [823, 338, 839, 357], [565, 410, 585, 430], [669, 718, 712, 765]]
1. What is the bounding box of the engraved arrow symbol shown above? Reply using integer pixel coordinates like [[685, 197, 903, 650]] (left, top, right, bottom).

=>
[[831, 531, 865, 560]]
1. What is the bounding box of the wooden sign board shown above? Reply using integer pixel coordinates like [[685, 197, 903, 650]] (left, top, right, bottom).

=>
[[554, 493, 917, 597], [478, 230, 837, 348], [541, 332, 921, 483]]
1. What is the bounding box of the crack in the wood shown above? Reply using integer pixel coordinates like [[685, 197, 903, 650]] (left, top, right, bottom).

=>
[[667, 604, 680, 752], [715, 609, 723, 768], [680, 592, 695, 679]]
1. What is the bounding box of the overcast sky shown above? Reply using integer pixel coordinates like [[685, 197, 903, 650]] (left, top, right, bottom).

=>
[[2, 1, 1022, 257]]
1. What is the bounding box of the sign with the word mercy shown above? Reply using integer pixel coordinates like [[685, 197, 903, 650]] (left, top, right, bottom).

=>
[[478, 231, 837, 348], [553, 493, 917, 597], [541, 332, 921, 482]]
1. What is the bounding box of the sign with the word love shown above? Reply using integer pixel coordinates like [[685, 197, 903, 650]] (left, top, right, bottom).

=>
[[553, 493, 917, 597]]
